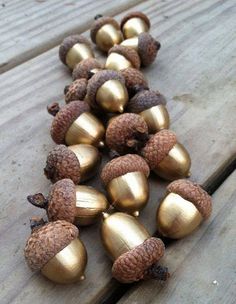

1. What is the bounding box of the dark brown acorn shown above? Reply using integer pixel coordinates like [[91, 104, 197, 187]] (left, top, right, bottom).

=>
[[120, 67, 148, 97], [72, 58, 104, 81], [64, 79, 87, 103], [120, 11, 150, 39]]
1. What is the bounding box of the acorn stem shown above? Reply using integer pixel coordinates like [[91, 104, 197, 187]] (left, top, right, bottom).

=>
[[145, 264, 170, 281], [94, 14, 103, 20], [109, 150, 121, 159], [27, 193, 48, 209], [30, 217, 46, 232], [47, 102, 60, 116], [126, 130, 149, 152]]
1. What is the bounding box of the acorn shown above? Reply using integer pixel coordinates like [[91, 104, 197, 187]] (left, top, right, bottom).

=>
[[127, 89, 170, 133], [156, 179, 212, 239], [101, 154, 150, 216], [86, 70, 128, 113], [120, 11, 150, 39], [24, 218, 87, 283], [101, 212, 169, 283], [44, 144, 101, 184], [105, 45, 140, 71], [106, 113, 149, 155], [64, 79, 87, 103], [90, 15, 123, 52], [59, 35, 94, 70], [47, 101, 105, 147], [141, 130, 191, 180], [27, 179, 109, 226], [72, 58, 104, 81], [120, 67, 148, 97]]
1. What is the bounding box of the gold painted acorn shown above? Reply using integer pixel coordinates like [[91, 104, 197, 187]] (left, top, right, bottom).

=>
[[101, 154, 150, 216], [28, 179, 109, 226], [156, 179, 212, 239], [127, 89, 170, 133], [120, 11, 150, 39], [64, 79, 88, 103], [72, 58, 103, 81], [141, 130, 191, 180], [47, 101, 105, 147], [86, 70, 129, 113], [24, 218, 87, 283], [59, 35, 94, 70], [121, 67, 148, 97], [90, 15, 123, 52], [105, 45, 140, 71], [101, 212, 169, 283], [121, 33, 161, 66]]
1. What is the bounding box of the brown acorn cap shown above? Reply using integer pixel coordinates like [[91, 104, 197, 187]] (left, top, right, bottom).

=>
[[44, 145, 81, 184], [127, 89, 167, 113], [106, 113, 149, 154], [141, 130, 177, 169], [138, 33, 161, 66], [121, 67, 148, 97], [90, 16, 120, 43], [86, 70, 125, 109], [49, 100, 90, 144], [72, 58, 104, 80], [167, 179, 212, 219], [24, 220, 78, 271], [112, 237, 166, 283], [101, 154, 150, 186], [108, 45, 141, 69], [59, 35, 92, 66], [120, 11, 150, 32], [65, 79, 88, 103]]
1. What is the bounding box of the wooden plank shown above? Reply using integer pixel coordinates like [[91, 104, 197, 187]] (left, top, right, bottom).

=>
[[0, 0, 143, 73], [118, 170, 236, 304], [0, 0, 236, 303]]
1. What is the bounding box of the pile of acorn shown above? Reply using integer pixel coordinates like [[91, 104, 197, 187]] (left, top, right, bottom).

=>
[[24, 12, 212, 285]]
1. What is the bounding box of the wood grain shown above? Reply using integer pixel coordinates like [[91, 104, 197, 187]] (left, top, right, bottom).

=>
[[0, 0, 236, 303]]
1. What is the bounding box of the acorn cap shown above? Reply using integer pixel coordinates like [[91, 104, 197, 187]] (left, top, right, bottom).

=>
[[86, 70, 125, 109], [44, 145, 81, 184], [141, 130, 177, 169], [112, 237, 164, 283], [108, 45, 141, 69], [50, 101, 90, 144], [127, 89, 167, 113], [120, 11, 150, 32], [90, 16, 120, 43], [59, 35, 92, 65], [72, 58, 103, 81], [65, 79, 88, 103], [25, 220, 78, 271], [167, 179, 212, 219], [137, 33, 161, 66], [101, 154, 150, 186], [121, 67, 148, 96], [106, 113, 149, 154]]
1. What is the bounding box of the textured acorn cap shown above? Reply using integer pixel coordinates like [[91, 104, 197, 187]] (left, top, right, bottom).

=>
[[25, 220, 78, 271], [127, 89, 167, 113], [72, 58, 103, 80], [106, 113, 149, 154], [86, 70, 125, 109], [44, 145, 81, 184], [137, 33, 161, 66], [90, 16, 120, 43], [120, 11, 150, 31], [50, 100, 90, 144], [167, 179, 212, 219], [101, 154, 150, 186], [121, 67, 148, 96], [59, 35, 92, 65], [65, 79, 88, 103], [108, 45, 141, 69], [141, 130, 177, 169], [112, 237, 164, 283]]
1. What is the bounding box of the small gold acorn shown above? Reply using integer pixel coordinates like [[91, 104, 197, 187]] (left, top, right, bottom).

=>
[[59, 35, 94, 70], [101, 154, 150, 216], [86, 70, 129, 113], [90, 15, 123, 52], [24, 218, 87, 283], [27, 179, 109, 226], [47, 101, 105, 147], [120, 11, 150, 39], [72, 58, 104, 81], [101, 212, 169, 283], [156, 179, 212, 239]]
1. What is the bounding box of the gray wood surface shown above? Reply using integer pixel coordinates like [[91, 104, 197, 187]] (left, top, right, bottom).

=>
[[0, 0, 236, 303]]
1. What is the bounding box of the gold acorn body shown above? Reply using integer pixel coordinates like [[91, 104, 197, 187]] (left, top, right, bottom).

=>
[[156, 180, 212, 239], [120, 12, 150, 39]]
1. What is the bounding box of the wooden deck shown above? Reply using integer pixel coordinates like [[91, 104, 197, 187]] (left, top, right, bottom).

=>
[[0, 1, 235, 303]]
